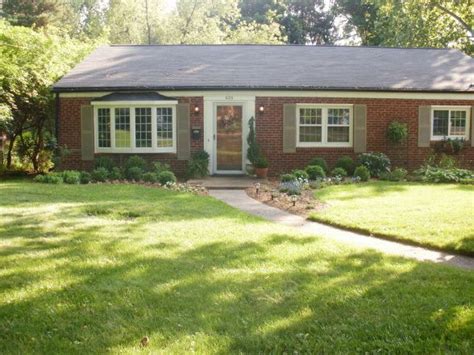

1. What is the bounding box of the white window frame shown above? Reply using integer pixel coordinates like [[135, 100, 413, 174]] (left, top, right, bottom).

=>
[[430, 106, 471, 141], [296, 104, 353, 148], [92, 102, 177, 154]]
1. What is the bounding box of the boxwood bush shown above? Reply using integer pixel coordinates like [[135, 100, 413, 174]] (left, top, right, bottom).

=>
[[34, 173, 63, 184], [308, 157, 328, 173], [79, 171, 92, 184], [91, 167, 109, 182], [335, 156, 355, 175], [357, 152, 390, 177], [305, 165, 325, 180], [109, 167, 123, 180], [143, 172, 158, 183], [291, 169, 309, 180], [280, 173, 296, 182], [331, 167, 347, 177], [62, 170, 81, 184], [353, 165, 370, 181], [126, 167, 145, 181], [158, 170, 177, 185]]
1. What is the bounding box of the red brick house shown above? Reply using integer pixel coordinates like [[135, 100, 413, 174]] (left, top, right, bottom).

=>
[[52, 45, 474, 175]]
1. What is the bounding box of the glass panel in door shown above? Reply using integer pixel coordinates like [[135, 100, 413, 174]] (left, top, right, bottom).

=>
[[216, 105, 243, 171]]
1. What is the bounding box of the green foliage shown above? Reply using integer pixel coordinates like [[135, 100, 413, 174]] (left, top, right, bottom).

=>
[[91, 167, 109, 182], [354, 165, 370, 182], [309, 157, 328, 173], [387, 121, 408, 143], [280, 173, 296, 182], [331, 167, 347, 178], [79, 171, 92, 184], [142, 172, 158, 183], [94, 156, 115, 171], [435, 138, 466, 154], [415, 166, 473, 183], [380, 168, 408, 182], [335, 156, 355, 175], [158, 170, 177, 185], [306, 165, 326, 180], [109, 167, 123, 180], [62, 170, 81, 184], [126, 167, 145, 181], [186, 150, 209, 178], [291, 169, 309, 180], [153, 161, 171, 174], [33, 172, 63, 184], [246, 117, 260, 166], [357, 152, 391, 177], [125, 155, 148, 172], [254, 155, 268, 169]]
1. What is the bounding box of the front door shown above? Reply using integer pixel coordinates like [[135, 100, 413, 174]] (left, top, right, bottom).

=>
[[215, 105, 243, 173]]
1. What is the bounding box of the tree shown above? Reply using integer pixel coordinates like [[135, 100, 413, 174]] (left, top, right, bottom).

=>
[[1, 0, 58, 28], [0, 20, 96, 171]]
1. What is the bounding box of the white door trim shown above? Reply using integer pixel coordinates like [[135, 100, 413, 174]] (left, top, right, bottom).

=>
[[204, 95, 255, 175]]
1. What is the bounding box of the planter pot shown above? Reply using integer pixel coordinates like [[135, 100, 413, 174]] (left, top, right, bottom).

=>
[[255, 167, 268, 179]]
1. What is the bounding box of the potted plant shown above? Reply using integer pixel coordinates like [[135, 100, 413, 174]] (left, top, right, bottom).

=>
[[254, 155, 269, 178]]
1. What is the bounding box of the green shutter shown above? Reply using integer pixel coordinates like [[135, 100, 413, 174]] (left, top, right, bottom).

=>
[[418, 106, 431, 148], [471, 106, 474, 147], [353, 104, 367, 153], [283, 104, 296, 153], [176, 103, 190, 160], [80, 105, 94, 161]]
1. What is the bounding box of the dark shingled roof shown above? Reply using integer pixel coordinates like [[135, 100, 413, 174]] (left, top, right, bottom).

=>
[[53, 44, 474, 93]]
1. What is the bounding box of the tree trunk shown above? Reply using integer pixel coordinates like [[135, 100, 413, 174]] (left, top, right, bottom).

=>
[[6, 135, 16, 169]]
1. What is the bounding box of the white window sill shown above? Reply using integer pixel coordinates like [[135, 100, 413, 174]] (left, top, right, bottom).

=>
[[95, 148, 176, 154], [430, 135, 468, 141], [296, 143, 353, 148]]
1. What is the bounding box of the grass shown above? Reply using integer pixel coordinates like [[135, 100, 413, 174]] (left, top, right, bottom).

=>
[[309, 181, 474, 255], [0, 180, 473, 353]]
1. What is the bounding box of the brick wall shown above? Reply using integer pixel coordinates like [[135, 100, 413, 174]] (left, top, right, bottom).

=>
[[255, 97, 474, 175], [58, 95, 473, 176], [58, 96, 204, 174]]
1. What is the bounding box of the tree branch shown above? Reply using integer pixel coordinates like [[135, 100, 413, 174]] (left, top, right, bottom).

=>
[[432, 2, 473, 38]]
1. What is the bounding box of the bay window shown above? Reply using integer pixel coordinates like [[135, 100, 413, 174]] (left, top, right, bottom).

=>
[[94, 104, 176, 153], [297, 105, 353, 147], [431, 106, 470, 140]]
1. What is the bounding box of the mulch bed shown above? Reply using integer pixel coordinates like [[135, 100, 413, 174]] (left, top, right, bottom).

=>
[[245, 181, 326, 217]]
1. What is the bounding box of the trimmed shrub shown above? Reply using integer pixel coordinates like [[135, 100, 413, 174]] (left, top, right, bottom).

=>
[[80, 171, 92, 184], [354, 165, 370, 182], [126, 167, 145, 181], [308, 157, 328, 172], [335, 156, 355, 175], [94, 156, 115, 171], [125, 155, 148, 172], [186, 150, 210, 178], [91, 167, 109, 182], [34, 173, 63, 184], [62, 170, 81, 184], [357, 152, 390, 177], [390, 168, 408, 181], [280, 173, 296, 182], [154, 161, 171, 174], [254, 155, 269, 168], [158, 170, 177, 185], [331, 167, 347, 177], [143, 172, 158, 183], [109, 167, 123, 180], [292, 169, 309, 180], [306, 165, 326, 180]]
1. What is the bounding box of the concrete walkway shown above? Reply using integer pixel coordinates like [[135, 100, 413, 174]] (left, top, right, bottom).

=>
[[209, 190, 474, 270]]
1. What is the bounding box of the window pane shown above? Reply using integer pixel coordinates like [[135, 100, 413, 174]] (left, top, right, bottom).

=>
[[97, 108, 111, 148], [328, 108, 350, 125], [299, 108, 322, 125], [328, 127, 350, 142], [157, 107, 173, 148], [135, 107, 152, 147], [449, 110, 466, 136], [114, 108, 130, 148], [299, 126, 321, 143], [433, 110, 449, 136]]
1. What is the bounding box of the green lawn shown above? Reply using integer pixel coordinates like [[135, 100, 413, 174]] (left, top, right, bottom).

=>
[[1, 180, 473, 353], [309, 181, 474, 255]]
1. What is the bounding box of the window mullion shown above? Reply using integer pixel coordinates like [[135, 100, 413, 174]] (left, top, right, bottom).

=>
[[322, 108, 328, 144], [111, 107, 116, 149], [152, 107, 157, 151], [130, 106, 136, 150]]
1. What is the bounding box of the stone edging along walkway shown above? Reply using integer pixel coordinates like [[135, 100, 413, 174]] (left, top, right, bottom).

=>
[[209, 190, 474, 271]]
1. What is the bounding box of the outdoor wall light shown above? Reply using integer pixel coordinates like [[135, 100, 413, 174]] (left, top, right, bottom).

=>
[[258, 105, 265, 113], [194, 105, 200, 114]]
